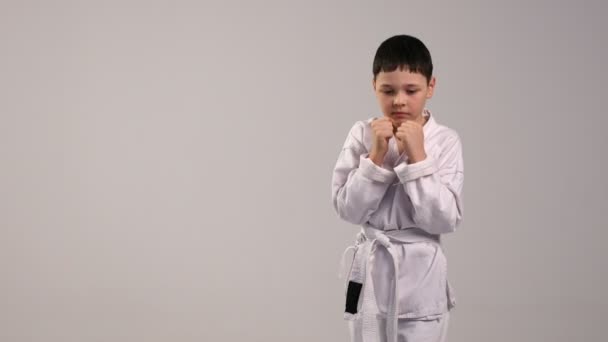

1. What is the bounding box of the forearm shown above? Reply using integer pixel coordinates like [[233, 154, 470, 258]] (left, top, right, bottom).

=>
[[333, 155, 396, 225], [394, 156, 464, 234]]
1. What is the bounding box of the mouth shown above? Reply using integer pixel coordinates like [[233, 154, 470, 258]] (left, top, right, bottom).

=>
[[391, 112, 410, 117]]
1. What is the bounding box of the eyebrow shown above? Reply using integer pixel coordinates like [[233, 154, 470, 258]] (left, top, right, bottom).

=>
[[379, 84, 420, 88]]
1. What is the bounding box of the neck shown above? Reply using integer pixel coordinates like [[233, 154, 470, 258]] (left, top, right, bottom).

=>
[[418, 113, 429, 126]]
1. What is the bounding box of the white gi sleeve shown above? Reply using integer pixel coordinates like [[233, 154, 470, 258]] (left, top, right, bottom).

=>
[[393, 133, 464, 235], [331, 123, 397, 225]]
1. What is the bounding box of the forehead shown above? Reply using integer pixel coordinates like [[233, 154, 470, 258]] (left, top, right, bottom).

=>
[[375, 69, 427, 87]]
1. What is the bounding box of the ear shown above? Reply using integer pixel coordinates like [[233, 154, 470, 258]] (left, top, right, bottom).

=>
[[426, 76, 436, 99], [372, 78, 376, 91]]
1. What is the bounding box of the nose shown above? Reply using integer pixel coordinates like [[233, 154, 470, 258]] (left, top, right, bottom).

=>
[[393, 91, 407, 107]]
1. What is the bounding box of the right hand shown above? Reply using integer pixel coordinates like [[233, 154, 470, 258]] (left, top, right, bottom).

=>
[[369, 117, 394, 166]]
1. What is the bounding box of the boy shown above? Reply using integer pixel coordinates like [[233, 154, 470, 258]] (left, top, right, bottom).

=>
[[332, 35, 464, 342]]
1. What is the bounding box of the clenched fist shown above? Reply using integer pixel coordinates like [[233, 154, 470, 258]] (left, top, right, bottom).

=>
[[394, 120, 426, 163], [369, 117, 394, 166]]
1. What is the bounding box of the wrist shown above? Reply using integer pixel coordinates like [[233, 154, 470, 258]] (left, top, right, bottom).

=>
[[407, 152, 427, 164], [369, 150, 385, 166]]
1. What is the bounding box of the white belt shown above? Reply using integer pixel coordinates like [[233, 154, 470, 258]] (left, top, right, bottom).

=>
[[339, 225, 440, 342]]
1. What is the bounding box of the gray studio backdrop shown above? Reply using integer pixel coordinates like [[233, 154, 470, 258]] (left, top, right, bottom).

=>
[[1, 1, 607, 341]]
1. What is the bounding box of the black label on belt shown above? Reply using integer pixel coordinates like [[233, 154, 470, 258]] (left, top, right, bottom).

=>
[[345, 281, 363, 314]]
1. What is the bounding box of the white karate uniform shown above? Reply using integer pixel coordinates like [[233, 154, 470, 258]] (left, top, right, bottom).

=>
[[332, 109, 463, 342]]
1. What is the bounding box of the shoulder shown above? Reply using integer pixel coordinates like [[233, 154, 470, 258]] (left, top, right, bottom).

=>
[[427, 120, 463, 171], [436, 126, 462, 146], [428, 116, 462, 150], [341, 117, 375, 150], [347, 117, 375, 137], [425, 114, 464, 169]]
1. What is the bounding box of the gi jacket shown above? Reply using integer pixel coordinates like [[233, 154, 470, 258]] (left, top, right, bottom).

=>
[[332, 108, 463, 319]]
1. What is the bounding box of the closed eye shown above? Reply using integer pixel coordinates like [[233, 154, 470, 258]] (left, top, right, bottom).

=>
[[381, 89, 419, 95]]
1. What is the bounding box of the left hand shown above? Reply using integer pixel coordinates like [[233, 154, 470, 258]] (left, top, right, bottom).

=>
[[394, 121, 427, 163]]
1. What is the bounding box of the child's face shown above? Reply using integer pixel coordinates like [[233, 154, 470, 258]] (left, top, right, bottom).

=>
[[372, 69, 436, 127]]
